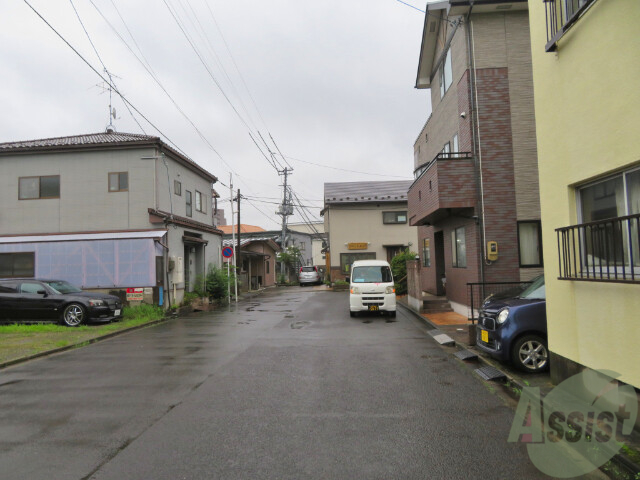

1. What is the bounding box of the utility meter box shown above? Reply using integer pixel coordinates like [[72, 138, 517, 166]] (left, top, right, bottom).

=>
[[172, 256, 184, 283], [487, 241, 498, 261]]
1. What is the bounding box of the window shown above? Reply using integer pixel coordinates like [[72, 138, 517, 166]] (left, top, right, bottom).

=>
[[266, 260, 270, 274], [108, 172, 128, 192], [423, 238, 431, 267], [340, 252, 376, 275], [518, 221, 543, 267], [20, 282, 45, 294], [0, 252, 35, 277], [19, 176, 60, 199], [452, 134, 459, 157], [578, 168, 640, 268], [195, 190, 205, 213], [186, 191, 192, 217], [442, 142, 451, 155], [451, 227, 466, 268], [383, 211, 408, 224], [439, 48, 453, 98], [174, 180, 182, 196]]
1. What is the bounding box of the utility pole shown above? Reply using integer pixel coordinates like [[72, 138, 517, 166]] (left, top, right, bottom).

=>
[[277, 168, 293, 278], [229, 174, 238, 302], [235, 189, 241, 267]]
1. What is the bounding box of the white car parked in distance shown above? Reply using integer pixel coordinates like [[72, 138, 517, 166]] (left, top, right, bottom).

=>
[[349, 260, 396, 318]]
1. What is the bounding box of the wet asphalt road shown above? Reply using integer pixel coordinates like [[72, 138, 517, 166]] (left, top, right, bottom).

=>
[[0, 288, 548, 479]]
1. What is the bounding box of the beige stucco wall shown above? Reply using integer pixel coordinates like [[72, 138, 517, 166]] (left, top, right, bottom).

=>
[[326, 203, 419, 275], [529, 0, 640, 387]]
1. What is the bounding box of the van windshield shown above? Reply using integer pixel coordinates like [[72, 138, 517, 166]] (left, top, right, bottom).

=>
[[351, 266, 393, 283]]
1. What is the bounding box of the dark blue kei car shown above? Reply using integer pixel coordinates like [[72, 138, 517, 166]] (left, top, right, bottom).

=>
[[476, 275, 548, 373]]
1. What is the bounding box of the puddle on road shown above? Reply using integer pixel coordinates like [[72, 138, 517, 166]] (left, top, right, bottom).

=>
[[290, 320, 311, 329]]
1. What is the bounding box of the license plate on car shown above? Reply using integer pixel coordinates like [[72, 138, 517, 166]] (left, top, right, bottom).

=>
[[481, 329, 489, 343], [368, 305, 379, 312], [114, 309, 121, 316]]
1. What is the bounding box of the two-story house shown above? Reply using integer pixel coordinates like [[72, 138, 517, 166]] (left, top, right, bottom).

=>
[[407, 0, 542, 315], [528, 0, 640, 388], [0, 131, 223, 308], [322, 181, 418, 282]]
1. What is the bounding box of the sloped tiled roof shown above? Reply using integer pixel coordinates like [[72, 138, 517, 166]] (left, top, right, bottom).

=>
[[0, 131, 217, 182], [324, 180, 412, 205], [0, 132, 155, 150], [218, 224, 266, 234]]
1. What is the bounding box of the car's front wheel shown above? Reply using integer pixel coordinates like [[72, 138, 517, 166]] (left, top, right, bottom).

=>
[[512, 335, 549, 372], [61, 303, 86, 327]]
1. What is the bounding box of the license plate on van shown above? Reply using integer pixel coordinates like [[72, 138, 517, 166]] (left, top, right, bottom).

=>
[[368, 305, 379, 312]]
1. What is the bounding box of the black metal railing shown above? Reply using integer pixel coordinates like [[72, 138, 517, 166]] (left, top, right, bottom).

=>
[[556, 213, 640, 283], [413, 151, 473, 180], [544, 0, 596, 52], [467, 281, 533, 323]]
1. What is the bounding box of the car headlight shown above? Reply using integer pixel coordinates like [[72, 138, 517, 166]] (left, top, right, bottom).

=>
[[385, 286, 395, 294], [496, 308, 510, 325], [351, 287, 361, 294], [88, 299, 106, 307]]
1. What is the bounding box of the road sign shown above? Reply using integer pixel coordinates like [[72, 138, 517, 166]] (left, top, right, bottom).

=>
[[222, 246, 234, 258]]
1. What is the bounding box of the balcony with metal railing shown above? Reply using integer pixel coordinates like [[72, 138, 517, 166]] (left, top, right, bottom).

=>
[[544, 0, 597, 52], [408, 151, 475, 226], [556, 213, 640, 283]]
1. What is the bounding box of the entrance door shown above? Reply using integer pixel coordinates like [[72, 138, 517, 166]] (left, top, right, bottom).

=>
[[184, 246, 196, 292], [434, 231, 446, 296]]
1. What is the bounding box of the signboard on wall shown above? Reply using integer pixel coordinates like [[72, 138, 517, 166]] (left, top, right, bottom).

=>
[[126, 287, 144, 301], [347, 243, 368, 250]]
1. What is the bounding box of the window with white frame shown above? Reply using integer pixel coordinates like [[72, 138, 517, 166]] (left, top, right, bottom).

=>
[[452, 134, 459, 157], [439, 48, 453, 98], [578, 168, 640, 268], [195, 190, 204, 213], [518, 221, 543, 267], [451, 227, 466, 268]]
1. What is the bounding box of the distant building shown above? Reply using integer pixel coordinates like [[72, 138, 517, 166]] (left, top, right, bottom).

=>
[[222, 236, 280, 290], [0, 132, 223, 307], [212, 192, 226, 226], [287, 221, 326, 268], [322, 181, 418, 282]]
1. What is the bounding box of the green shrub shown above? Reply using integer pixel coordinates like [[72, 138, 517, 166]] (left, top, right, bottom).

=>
[[205, 264, 236, 300], [182, 291, 200, 306], [333, 280, 349, 286], [391, 250, 418, 295]]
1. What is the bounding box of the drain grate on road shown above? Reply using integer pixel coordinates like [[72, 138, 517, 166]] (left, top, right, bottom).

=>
[[454, 349, 478, 362], [474, 365, 507, 382]]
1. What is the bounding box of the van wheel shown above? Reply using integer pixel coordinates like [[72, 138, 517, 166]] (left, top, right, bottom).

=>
[[350, 311, 356, 318]]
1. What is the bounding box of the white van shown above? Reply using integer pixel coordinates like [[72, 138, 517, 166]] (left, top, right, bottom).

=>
[[349, 259, 396, 318]]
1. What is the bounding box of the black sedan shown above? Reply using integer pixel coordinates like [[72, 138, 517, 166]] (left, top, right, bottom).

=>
[[0, 279, 123, 326]]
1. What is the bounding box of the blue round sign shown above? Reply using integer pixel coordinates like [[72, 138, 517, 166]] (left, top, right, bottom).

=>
[[222, 246, 234, 258]]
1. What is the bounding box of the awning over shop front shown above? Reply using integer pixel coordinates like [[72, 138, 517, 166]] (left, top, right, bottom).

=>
[[0, 230, 167, 244]]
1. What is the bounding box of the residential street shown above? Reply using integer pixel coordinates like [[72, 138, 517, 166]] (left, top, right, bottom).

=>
[[1, 287, 547, 480]]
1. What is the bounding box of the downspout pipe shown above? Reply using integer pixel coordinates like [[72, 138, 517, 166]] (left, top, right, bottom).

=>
[[464, 1, 486, 286]]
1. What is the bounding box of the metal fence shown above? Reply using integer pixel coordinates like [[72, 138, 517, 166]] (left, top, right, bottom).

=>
[[544, 0, 596, 51], [467, 281, 533, 324], [556, 213, 640, 283]]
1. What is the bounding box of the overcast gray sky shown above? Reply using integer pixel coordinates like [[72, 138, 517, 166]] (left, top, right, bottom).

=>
[[1, 0, 429, 229]]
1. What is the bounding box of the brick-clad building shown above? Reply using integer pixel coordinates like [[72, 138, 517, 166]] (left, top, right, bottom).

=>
[[408, 0, 542, 313]]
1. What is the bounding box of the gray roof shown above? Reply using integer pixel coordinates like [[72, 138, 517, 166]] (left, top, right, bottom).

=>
[[324, 180, 412, 205], [0, 131, 218, 182], [222, 236, 281, 249], [0, 132, 155, 150]]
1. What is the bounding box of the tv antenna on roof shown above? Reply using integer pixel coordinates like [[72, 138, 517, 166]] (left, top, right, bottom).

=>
[[97, 68, 121, 133]]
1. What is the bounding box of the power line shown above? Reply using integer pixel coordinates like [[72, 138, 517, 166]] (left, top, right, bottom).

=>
[[285, 155, 413, 179], [22, 0, 188, 157]]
